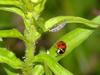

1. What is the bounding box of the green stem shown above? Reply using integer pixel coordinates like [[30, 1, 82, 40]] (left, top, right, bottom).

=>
[[22, 12, 36, 75], [23, 42, 35, 75], [32, 65, 44, 75], [22, 14, 40, 75]]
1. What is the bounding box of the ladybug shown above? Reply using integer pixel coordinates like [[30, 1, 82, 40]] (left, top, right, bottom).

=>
[[56, 41, 66, 54]]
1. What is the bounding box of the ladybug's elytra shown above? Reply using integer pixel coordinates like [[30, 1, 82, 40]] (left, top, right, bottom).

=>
[[56, 41, 66, 54]]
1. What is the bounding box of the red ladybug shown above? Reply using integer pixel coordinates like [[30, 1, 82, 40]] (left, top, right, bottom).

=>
[[56, 41, 66, 54]]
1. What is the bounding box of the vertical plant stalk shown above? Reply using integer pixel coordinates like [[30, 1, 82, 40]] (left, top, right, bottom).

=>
[[23, 42, 35, 75], [22, 9, 40, 75], [22, 16, 40, 75], [20, 1, 36, 74], [21, 1, 42, 71], [21, 0, 45, 74]]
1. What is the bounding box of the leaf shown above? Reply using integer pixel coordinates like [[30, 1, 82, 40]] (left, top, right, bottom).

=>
[[0, 7, 25, 19], [0, 48, 23, 69], [33, 0, 46, 17], [44, 64, 53, 75], [32, 65, 44, 75], [0, 0, 21, 8], [0, 29, 24, 40], [34, 54, 73, 75], [3, 64, 20, 75], [49, 28, 93, 60], [49, 16, 100, 61], [44, 16, 99, 32]]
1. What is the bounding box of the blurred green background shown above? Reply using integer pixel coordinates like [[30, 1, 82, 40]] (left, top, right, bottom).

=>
[[0, 0, 100, 75]]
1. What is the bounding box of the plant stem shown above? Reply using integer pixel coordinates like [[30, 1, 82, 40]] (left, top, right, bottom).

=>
[[21, 0, 44, 74], [22, 13, 36, 75], [22, 12, 40, 75], [23, 42, 35, 75]]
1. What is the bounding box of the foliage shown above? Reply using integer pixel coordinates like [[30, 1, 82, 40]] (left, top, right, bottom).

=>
[[0, 0, 100, 75]]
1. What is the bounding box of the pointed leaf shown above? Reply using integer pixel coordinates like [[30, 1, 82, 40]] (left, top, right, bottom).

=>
[[0, 0, 21, 8], [34, 54, 73, 75], [44, 64, 53, 75], [0, 29, 24, 40], [3, 64, 20, 75], [0, 48, 23, 69], [49, 16, 100, 61], [44, 16, 99, 32], [49, 28, 93, 60], [0, 7, 25, 19], [32, 65, 44, 75], [33, 0, 46, 17]]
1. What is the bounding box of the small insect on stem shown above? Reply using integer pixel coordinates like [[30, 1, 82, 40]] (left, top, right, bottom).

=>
[[56, 41, 67, 54], [49, 20, 67, 32]]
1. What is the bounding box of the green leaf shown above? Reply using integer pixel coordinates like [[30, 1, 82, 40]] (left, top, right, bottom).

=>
[[44, 16, 99, 32], [0, 48, 23, 69], [49, 16, 100, 61], [31, 0, 42, 3], [0, 29, 24, 40], [44, 64, 53, 75], [0, 7, 25, 19], [3, 64, 20, 75], [32, 65, 44, 75], [0, 0, 21, 8], [33, 0, 46, 17], [34, 54, 73, 75], [49, 28, 93, 61]]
